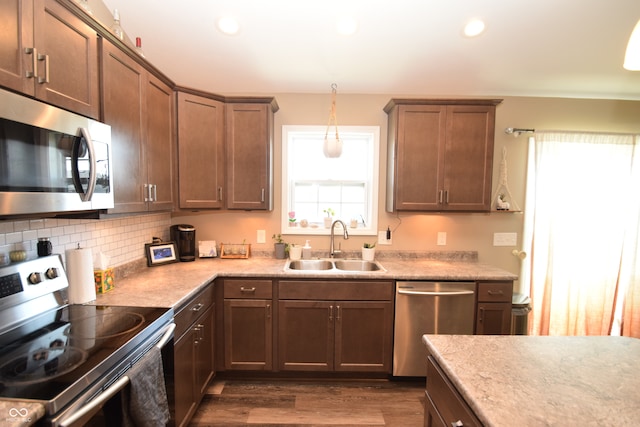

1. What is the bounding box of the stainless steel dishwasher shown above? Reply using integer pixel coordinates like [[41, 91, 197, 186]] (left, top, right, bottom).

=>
[[393, 281, 476, 376]]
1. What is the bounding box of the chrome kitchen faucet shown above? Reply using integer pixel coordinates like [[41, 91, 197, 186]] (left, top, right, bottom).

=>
[[329, 220, 349, 258]]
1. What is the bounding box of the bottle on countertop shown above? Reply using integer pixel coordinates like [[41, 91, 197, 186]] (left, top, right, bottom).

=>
[[302, 240, 312, 259]]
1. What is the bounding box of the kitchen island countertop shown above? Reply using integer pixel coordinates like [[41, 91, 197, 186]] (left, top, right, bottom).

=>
[[94, 256, 517, 309], [422, 334, 640, 427]]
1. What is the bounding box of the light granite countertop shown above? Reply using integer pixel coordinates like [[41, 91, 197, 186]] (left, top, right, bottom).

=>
[[422, 334, 640, 427], [94, 254, 518, 309]]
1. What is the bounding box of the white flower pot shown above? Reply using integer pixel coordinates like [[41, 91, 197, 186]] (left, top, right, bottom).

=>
[[362, 247, 375, 261]]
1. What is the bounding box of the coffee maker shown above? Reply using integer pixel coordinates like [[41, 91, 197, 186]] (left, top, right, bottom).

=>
[[170, 224, 196, 262]]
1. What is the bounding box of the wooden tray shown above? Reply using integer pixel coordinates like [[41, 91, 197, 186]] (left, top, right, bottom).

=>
[[220, 243, 251, 259]]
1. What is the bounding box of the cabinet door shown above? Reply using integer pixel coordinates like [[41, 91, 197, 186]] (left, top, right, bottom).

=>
[[145, 75, 175, 211], [194, 306, 215, 397], [177, 92, 225, 209], [225, 103, 272, 210], [443, 105, 495, 211], [391, 105, 446, 211], [224, 299, 272, 370], [173, 329, 197, 427], [334, 301, 393, 373], [34, 0, 99, 118], [102, 40, 147, 213], [476, 302, 512, 335], [278, 300, 333, 371], [0, 0, 34, 95]]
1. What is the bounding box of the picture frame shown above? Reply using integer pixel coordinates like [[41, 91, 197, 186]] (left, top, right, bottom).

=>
[[145, 241, 178, 266]]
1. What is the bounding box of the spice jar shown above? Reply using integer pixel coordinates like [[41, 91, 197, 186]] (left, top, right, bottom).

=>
[[37, 237, 52, 257]]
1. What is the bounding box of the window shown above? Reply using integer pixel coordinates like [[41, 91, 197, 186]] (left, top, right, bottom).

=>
[[281, 125, 379, 235]]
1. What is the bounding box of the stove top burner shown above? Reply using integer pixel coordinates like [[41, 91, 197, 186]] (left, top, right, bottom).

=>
[[0, 345, 87, 385], [66, 312, 145, 340]]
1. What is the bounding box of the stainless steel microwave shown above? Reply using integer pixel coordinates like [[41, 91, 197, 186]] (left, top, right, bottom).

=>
[[0, 88, 113, 217]]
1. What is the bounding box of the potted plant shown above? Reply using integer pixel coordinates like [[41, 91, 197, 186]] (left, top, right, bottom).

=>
[[323, 208, 335, 228], [272, 234, 287, 259], [362, 242, 376, 261]]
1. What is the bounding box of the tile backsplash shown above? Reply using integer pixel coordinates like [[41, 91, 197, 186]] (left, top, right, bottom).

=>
[[0, 213, 171, 268]]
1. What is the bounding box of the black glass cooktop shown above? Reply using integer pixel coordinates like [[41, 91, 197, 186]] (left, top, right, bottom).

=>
[[0, 304, 170, 403]]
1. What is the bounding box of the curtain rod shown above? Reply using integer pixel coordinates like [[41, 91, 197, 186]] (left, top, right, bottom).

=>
[[504, 127, 535, 137]]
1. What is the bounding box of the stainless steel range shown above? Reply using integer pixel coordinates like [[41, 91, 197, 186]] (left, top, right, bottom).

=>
[[0, 255, 174, 426]]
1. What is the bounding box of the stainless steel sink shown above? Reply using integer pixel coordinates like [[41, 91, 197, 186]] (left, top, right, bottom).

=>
[[286, 259, 334, 270], [334, 260, 383, 271], [284, 259, 385, 272]]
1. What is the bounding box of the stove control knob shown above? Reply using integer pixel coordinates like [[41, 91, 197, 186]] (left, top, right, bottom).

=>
[[45, 267, 59, 280], [28, 272, 43, 284]]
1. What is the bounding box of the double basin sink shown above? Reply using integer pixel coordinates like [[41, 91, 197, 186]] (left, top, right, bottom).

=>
[[285, 259, 386, 272]]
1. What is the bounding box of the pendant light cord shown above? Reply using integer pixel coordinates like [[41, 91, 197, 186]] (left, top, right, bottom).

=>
[[325, 83, 340, 140]]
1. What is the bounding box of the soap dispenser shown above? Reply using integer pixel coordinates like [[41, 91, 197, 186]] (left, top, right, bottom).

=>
[[302, 240, 312, 259]]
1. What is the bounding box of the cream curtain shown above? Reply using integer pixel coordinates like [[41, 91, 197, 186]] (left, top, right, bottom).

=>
[[521, 132, 640, 336]]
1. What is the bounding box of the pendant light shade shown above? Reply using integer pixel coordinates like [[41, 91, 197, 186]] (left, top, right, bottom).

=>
[[624, 19, 640, 70], [323, 83, 342, 158]]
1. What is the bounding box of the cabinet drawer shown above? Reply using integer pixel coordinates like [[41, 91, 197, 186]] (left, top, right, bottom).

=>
[[224, 279, 272, 299], [279, 280, 393, 301], [477, 281, 512, 302], [427, 357, 480, 427], [174, 284, 214, 339]]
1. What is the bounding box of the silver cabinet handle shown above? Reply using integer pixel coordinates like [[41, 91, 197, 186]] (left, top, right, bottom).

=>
[[261, 188, 265, 202], [329, 305, 334, 321], [266, 303, 271, 319], [478, 307, 484, 323], [152, 184, 157, 202], [451, 421, 464, 427], [438, 190, 443, 204], [144, 184, 150, 202], [488, 289, 504, 295], [24, 47, 37, 78], [240, 287, 256, 293], [444, 190, 449, 204], [37, 53, 49, 84], [335, 305, 341, 320], [191, 302, 204, 312], [218, 187, 223, 201]]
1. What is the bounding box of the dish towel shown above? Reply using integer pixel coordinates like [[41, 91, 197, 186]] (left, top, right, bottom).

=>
[[122, 346, 170, 426]]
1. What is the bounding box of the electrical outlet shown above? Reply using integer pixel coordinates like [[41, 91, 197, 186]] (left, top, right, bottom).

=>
[[257, 230, 266, 244], [493, 232, 517, 246], [437, 232, 447, 246], [378, 231, 392, 245]]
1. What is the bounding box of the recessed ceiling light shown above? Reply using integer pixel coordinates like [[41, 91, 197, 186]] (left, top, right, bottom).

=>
[[463, 19, 485, 37], [217, 16, 240, 35], [336, 16, 358, 36]]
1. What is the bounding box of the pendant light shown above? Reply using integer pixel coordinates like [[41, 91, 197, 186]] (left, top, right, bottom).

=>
[[323, 83, 342, 158], [624, 19, 640, 70]]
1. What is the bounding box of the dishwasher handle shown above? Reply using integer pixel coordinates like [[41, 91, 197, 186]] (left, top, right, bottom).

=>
[[398, 289, 475, 296]]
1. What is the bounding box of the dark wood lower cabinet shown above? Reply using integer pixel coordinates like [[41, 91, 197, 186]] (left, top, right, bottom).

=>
[[425, 356, 480, 427], [278, 300, 392, 372], [475, 282, 513, 335], [172, 286, 215, 427]]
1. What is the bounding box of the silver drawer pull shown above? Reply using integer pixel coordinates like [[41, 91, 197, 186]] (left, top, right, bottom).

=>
[[240, 287, 256, 293], [487, 290, 504, 295], [191, 302, 204, 312]]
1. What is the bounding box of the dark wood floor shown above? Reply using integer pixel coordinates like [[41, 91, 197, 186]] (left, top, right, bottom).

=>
[[189, 378, 425, 426]]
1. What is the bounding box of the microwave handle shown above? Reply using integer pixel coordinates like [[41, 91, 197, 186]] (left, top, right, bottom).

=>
[[71, 127, 97, 202]]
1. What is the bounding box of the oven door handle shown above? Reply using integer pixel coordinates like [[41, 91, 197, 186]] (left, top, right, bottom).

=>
[[156, 322, 176, 349], [59, 376, 130, 427], [398, 289, 475, 296]]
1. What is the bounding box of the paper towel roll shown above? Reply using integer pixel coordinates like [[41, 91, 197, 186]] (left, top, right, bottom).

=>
[[66, 247, 96, 304]]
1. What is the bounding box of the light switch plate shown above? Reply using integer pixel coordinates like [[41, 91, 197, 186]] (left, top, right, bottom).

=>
[[493, 232, 517, 246], [437, 232, 447, 246], [257, 230, 266, 244]]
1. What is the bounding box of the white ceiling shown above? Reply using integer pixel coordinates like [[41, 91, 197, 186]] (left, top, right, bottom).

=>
[[100, 0, 640, 100]]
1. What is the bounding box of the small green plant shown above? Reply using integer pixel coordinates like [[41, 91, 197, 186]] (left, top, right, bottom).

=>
[[272, 234, 284, 243], [363, 242, 376, 249], [323, 208, 335, 217]]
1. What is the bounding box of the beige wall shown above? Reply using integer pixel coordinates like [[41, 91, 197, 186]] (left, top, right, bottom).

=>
[[174, 94, 640, 292]]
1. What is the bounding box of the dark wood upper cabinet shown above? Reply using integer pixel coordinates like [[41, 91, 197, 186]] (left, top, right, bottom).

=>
[[176, 91, 225, 209], [385, 99, 502, 212], [225, 100, 278, 210], [0, 0, 99, 119]]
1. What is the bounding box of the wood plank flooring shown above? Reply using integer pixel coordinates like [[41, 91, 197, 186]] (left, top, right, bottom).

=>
[[189, 379, 425, 426]]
